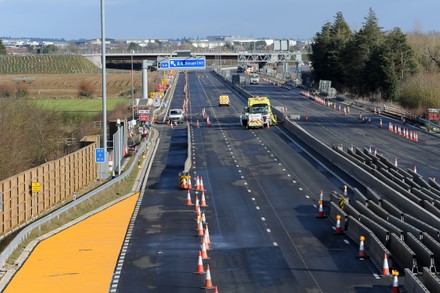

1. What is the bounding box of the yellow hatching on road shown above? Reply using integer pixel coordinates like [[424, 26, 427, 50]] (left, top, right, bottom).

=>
[[4, 193, 139, 293]]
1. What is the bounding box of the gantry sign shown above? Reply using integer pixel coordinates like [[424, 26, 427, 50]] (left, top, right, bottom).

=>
[[158, 56, 206, 70]]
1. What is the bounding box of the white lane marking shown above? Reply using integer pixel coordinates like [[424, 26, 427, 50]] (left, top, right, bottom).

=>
[[344, 239, 350, 244], [299, 187, 303, 191], [273, 242, 278, 246], [256, 206, 260, 210], [292, 180, 297, 183], [266, 228, 271, 233], [373, 273, 380, 279], [261, 217, 266, 221], [252, 198, 255, 201], [305, 195, 310, 199]]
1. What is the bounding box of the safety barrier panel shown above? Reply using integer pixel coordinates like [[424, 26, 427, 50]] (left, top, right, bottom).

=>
[[405, 215, 440, 240], [421, 232, 440, 268], [367, 200, 389, 221], [381, 199, 404, 220], [389, 233, 418, 273], [366, 187, 382, 202], [405, 178, 422, 190], [346, 148, 365, 164], [422, 200, 440, 218], [353, 188, 368, 205], [355, 200, 404, 240], [421, 267, 440, 292], [388, 214, 423, 240], [428, 178, 440, 192], [354, 147, 372, 165], [413, 189, 436, 203], [345, 215, 391, 271], [421, 187, 440, 201], [375, 154, 398, 171], [406, 232, 436, 272], [389, 168, 405, 181], [341, 202, 361, 221], [404, 268, 431, 293], [329, 202, 347, 230], [359, 214, 389, 245], [412, 174, 432, 190]]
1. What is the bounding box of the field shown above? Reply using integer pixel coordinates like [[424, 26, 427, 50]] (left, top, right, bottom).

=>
[[1, 72, 146, 98]]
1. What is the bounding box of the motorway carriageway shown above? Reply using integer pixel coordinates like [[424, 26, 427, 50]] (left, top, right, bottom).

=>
[[3, 194, 139, 293]]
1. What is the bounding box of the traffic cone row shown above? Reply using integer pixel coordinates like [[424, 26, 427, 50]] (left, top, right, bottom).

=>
[[184, 176, 218, 291], [388, 122, 419, 142]]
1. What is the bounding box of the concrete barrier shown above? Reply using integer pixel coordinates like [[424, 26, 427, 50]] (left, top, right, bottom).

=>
[[367, 200, 389, 220], [388, 214, 423, 240], [329, 202, 348, 230], [406, 232, 436, 272], [422, 200, 440, 218], [411, 173, 432, 190], [366, 187, 382, 202], [428, 178, 440, 192], [389, 168, 405, 181], [413, 189, 436, 203], [421, 187, 440, 201], [345, 215, 391, 271], [359, 214, 389, 245], [405, 215, 440, 240], [404, 268, 431, 293], [381, 199, 404, 220], [421, 267, 440, 293], [353, 188, 369, 205], [421, 232, 440, 270], [389, 233, 418, 273], [355, 200, 404, 240], [376, 154, 398, 171]]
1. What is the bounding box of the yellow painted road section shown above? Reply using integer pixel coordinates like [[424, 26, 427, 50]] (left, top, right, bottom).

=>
[[4, 194, 139, 293]]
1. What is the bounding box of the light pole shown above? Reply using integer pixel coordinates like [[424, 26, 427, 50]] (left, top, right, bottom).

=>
[[100, 0, 108, 179], [116, 118, 121, 176], [131, 50, 135, 125]]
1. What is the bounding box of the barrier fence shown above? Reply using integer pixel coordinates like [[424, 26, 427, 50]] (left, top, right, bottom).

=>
[[0, 140, 97, 238]]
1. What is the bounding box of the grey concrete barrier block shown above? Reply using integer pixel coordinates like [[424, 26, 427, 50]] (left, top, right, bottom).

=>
[[388, 214, 423, 240], [376, 154, 398, 171], [421, 267, 440, 293], [422, 200, 440, 218], [404, 177, 422, 190], [353, 188, 369, 205], [428, 178, 440, 192], [413, 189, 436, 203], [421, 187, 440, 201], [421, 232, 440, 267], [343, 202, 361, 221], [347, 147, 366, 164], [329, 201, 348, 229], [405, 215, 440, 241], [412, 174, 432, 190], [405, 268, 431, 293], [406, 232, 435, 273], [389, 233, 418, 274], [366, 187, 382, 202], [368, 200, 389, 220], [389, 168, 405, 181], [359, 214, 390, 246], [355, 147, 372, 165], [381, 199, 404, 220]]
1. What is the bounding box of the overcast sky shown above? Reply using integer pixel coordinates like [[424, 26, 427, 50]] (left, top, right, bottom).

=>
[[0, 0, 438, 40]]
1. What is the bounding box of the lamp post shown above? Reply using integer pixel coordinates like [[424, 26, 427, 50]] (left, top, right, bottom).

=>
[[100, 0, 108, 179], [131, 50, 135, 125], [116, 119, 121, 176]]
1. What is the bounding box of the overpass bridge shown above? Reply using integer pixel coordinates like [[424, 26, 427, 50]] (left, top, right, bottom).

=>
[[83, 50, 302, 69]]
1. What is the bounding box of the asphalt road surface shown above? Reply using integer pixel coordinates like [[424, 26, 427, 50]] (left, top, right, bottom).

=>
[[114, 72, 397, 292]]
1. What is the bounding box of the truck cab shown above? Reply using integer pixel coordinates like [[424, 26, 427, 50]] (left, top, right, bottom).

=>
[[240, 96, 274, 129]]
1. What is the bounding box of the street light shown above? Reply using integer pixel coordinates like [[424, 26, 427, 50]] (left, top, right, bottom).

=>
[[100, 0, 108, 180], [116, 118, 121, 176], [131, 50, 135, 125]]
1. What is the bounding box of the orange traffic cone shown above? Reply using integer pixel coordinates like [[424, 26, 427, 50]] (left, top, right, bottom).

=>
[[205, 223, 211, 245], [197, 220, 204, 237], [200, 177, 205, 191], [207, 116, 211, 127], [358, 236, 366, 258], [214, 286, 219, 293], [186, 189, 193, 206], [200, 190, 207, 207], [335, 215, 343, 234], [202, 264, 215, 289], [391, 270, 400, 293], [196, 176, 201, 191], [319, 189, 323, 202], [382, 253, 390, 276], [203, 232, 210, 250], [413, 165, 417, 173], [188, 177, 192, 190], [394, 158, 398, 168], [194, 196, 200, 212], [316, 200, 325, 218], [196, 119, 200, 128], [193, 251, 205, 274], [201, 240, 210, 259]]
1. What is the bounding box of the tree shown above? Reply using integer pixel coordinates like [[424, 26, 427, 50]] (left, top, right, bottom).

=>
[[41, 44, 58, 54], [0, 40, 6, 54], [127, 42, 140, 52], [344, 8, 384, 95], [310, 22, 333, 83]]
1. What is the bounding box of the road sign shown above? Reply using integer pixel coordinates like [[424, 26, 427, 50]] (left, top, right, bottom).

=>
[[138, 109, 150, 114], [139, 114, 149, 121], [31, 182, 41, 193], [95, 148, 106, 163], [158, 57, 206, 71]]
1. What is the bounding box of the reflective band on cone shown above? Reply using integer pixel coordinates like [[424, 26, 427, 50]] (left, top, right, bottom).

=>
[[358, 236, 366, 258], [193, 251, 205, 274], [392, 270, 400, 293], [382, 253, 390, 276], [202, 264, 215, 289]]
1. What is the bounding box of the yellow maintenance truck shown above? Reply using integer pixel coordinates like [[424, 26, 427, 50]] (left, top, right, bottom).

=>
[[219, 95, 230, 106], [240, 96, 277, 129]]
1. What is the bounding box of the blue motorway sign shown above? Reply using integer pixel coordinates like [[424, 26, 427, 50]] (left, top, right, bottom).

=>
[[95, 148, 106, 163], [158, 57, 206, 70]]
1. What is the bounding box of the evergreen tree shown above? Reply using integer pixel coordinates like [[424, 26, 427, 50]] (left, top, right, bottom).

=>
[[310, 22, 332, 83], [344, 8, 384, 95], [0, 40, 6, 55]]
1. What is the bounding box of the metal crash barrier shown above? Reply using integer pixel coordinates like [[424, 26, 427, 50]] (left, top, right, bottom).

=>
[[389, 233, 418, 274], [404, 268, 431, 293]]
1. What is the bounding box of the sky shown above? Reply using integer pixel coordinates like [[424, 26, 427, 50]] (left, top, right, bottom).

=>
[[0, 0, 438, 40]]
